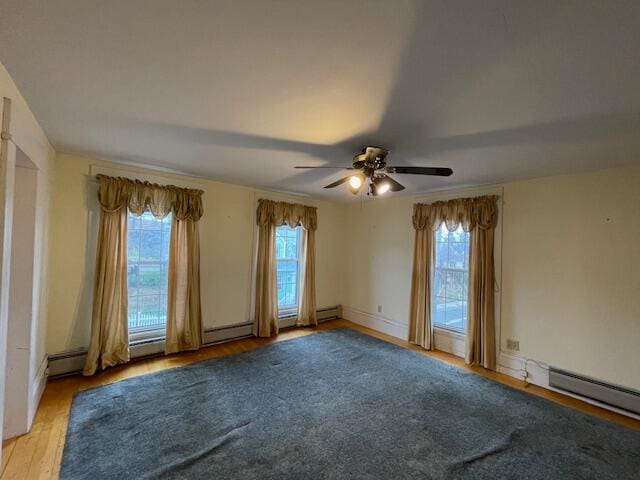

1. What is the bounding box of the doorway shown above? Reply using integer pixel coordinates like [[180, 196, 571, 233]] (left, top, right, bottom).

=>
[[3, 148, 39, 438]]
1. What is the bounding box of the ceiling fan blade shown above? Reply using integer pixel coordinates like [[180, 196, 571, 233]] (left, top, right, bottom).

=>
[[385, 166, 453, 176], [323, 176, 352, 189], [381, 174, 405, 192], [294, 166, 355, 169]]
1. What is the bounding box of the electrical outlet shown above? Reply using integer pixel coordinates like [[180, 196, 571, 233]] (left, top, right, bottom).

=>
[[506, 339, 520, 351], [377, 305, 382, 313]]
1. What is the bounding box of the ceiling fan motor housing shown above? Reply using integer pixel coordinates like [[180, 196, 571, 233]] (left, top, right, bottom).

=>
[[353, 146, 389, 175]]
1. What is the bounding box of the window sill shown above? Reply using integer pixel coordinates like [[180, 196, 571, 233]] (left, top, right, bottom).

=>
[[129, 328, 166, 345], [433, 325, 466, 338], [278, 308, 298, 319]]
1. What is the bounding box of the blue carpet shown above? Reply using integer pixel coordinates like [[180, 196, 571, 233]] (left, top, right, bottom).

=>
[[61, 328, 640, 479]]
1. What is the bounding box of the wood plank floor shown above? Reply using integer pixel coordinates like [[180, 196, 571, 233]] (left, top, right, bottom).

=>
[[2, 319, 638, 479]]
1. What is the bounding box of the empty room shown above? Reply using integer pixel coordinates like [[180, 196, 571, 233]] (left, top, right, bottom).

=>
[[0, 1, 639, 478]]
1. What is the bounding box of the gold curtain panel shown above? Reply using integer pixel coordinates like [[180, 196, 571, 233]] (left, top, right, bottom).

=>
[[253, 199, 318, 338], [84, 174, 204, 375], [409, 195, 499, 370]]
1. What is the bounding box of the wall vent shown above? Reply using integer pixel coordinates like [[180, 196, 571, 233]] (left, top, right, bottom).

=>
[[549, 367, 640, 415], [506, 339, 519, 351]]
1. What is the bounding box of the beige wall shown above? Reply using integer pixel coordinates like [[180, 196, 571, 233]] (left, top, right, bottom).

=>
[[501, 167, 640, 390], [344, 196, 415, 325], [341, 167, 640, 390], [46, 153, 346, 354]]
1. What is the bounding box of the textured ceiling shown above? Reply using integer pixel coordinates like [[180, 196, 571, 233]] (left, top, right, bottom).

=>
[[1, 0, 639, 200]]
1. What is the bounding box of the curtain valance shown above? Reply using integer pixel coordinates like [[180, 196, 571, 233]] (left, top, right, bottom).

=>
[[412, 195, 498, 232], [97, 174, 204, 221], [257, 199, 317, 231]]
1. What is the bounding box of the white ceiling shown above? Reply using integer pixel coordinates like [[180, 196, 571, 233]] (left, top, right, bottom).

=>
[[1, 0, 639, 200]]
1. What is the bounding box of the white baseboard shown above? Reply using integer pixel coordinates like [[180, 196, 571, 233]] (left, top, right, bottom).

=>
[[498, 351, 640, 420], [341, 306, 466, 359], [498, 351, 550, 388], [340, 306, 408, 340]]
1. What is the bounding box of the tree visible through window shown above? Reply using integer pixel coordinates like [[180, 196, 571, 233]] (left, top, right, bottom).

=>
[[127, 211, 171, 333], [432, 224, 470, 332], [275, 225, 302, 311]]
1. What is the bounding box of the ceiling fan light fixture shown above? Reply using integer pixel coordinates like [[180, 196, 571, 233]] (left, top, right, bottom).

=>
[[376, 182, 390, 195], [348, 175, 363, 194], [348, 175, 362, 189], [371, 176, 391, 195]]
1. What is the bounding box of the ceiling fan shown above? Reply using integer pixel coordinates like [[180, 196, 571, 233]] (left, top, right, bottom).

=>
[[294, 146, 453, 196]]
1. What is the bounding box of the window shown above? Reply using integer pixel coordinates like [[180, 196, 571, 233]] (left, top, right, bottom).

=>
[[127, 211, 172, 334], [432, 224, 470, 332], [275, 225, 302, 312]]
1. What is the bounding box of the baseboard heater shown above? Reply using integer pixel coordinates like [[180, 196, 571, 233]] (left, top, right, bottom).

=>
[[549, 367, 640, 415], [48, 305, 341, 378]]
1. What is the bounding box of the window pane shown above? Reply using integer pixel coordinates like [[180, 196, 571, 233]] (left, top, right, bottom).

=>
[[445, 300, 464, 330], [128, 214, 140, 230], [433, 296, 447, 325], [128, 211, 171, 332], [448, 241, 467, 269], [435, 242, 448, 268], [140, 229, 163, 261], [433, 269, 445, 298], [128, 264, 139, 291], [462, 272, 469, 304], [446, 271, 465, 301], [161, 220, 171, 262], [285, 234, 298, 258], [431, 224, 470, 332], [128, 229, 140, 261], [276, 235, 286, 258], [139, 263, 162, 294], [140, 213, 161, 230]]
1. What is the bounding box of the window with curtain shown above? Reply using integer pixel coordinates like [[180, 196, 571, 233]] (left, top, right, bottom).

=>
[[432, 224, 470, 332], [127, 210, 172, 336], [275, 225, 302, 312]]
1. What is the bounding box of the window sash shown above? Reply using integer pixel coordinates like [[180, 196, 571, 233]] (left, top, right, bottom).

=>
[[127, 210, 171, 336], [275, 226, 302, 311]]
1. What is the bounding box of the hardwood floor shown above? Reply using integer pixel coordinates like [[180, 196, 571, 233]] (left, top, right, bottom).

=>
[[2, 319, 638, 479]]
